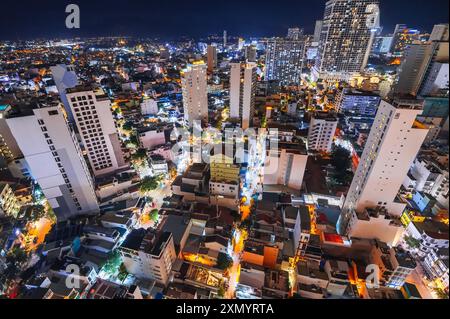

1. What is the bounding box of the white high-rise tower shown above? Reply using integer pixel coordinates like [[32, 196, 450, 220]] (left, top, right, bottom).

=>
[[339, 99, 429, 234], [50, 64, 79, 122], [66, 85, 126, 177], [230, 62, 257, 129], [6, 102, 99, 220], [181, 62, 209, 127]]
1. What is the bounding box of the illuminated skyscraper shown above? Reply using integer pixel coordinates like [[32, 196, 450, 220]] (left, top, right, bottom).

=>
[[394, 24, 449, 97], [265, 34, 307, 85], [313, 0, 380, 81], [245, 45, 257, 62], [340, 99, 429, 234], [50, 64, 79, 122], [307, 112, 338, 153], [430, 23, 449, 42], [181, 62, 208, 127], [389, 24, 421, 57], [287, 27, 303, 40], [207, 44, 217, 72], [230, 62, 257, 129], [0, 104, 22, 162], [66, 85, 126, 177], [6, 102, 99, 220], [313, 20, 323, 42]]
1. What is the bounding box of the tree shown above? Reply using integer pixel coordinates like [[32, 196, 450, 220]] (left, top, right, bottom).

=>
[[139, 175, 163, 194], [216, 252, 233, 270], [117, 263, 128, 283], [217, 285, 225, 298], [102, 251, 122, 275], [131, 148, 148, 168], [25, 205, 46, 222], [330, 145, 353, 186], [331, 145, 351, 171], [6, 247, 28, 267], [127, 134, 140, 149], [404, 235, 421, 249], [150, 209, 159, 223], [122, 121, 134, 133], [434, 288, 449, 299]]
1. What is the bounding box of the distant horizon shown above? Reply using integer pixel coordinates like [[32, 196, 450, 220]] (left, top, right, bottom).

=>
[[0, 0, 448, 41]]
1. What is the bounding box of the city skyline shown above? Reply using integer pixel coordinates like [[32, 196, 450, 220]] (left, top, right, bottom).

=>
[[0, 0, 448, 305], [0, 0, 448, 40]]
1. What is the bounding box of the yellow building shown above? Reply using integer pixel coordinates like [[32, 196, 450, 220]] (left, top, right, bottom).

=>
[[210, 154, 240, 183]]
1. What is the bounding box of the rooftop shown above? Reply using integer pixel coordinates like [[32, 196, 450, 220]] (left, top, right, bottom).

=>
[[413, 218, 449, 240]]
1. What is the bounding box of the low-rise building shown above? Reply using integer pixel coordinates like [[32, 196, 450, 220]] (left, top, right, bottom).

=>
[[149, 154, 169, 176], [0, 182, 21, 218], [307, 112, 338, 153], [324, 260, 351, 297], [370, 241, 417, 290], [406, 217, 449, 256], [119, 229, 177, 286], [346, 207, 405, 247]]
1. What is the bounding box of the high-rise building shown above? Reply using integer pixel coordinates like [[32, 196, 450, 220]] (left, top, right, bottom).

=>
[[336, 88, 381, 116], [313, 0, 380, 81], [307, 112, 338, 153], [66, 85, 126, 177], [223, 30, 227, 48], [430, 23, 449, 42], [340, 99, 429, 234], [394, 25, 449, 98], [6, 102, 99, 220], [181, 62, 208, 127], [393, 43, 437, 96], [238, 38, 245, 51], [50, 64, 79, 122], [313, 20, 323, 42], [287, 27, 303, 40], [389, 24, 421, 57], [207, 44, 217, 72], [245, 45, 257, 62], [419, 24, 449, 97], [420, 62, 449, 97], [230, 62, 257, 129], [0, 104, 22, 162], [265, 35, 307, 85]]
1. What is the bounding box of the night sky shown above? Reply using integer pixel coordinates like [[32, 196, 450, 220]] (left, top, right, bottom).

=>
[[1, 0, 448, 40]]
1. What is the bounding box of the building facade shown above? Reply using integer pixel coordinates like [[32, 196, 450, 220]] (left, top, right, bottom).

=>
[[313, 0, 380, 80], [307, 112, 338, 153], [230, 62, 257, 129], [181, 62, 209, 127], [66, 85, 126, 177], [6, 103, 99, 220], [50, 64, 79, 122], [207, 44, 217, 73], [340, 99, 429, 234], [264, 36, 307, 85]]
